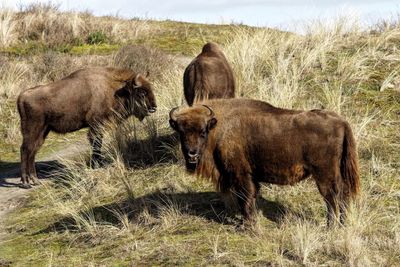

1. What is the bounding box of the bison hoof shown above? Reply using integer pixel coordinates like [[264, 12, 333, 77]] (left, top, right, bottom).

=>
[[236, 223, 246, 232], [236, 218, 256, 232], [32, 181, 41, 186], [20, 183, 32, 189], [236, 223, 255, 233]]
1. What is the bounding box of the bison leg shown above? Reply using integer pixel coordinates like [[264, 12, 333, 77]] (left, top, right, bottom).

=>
[[221, 190, 239, 217], [20, 123, 47, 188], [88, 127, 104, 168], [316, 177, 341, 227], [20, 115, 31, 188], [20, 142, 30, 188], [339, 185, 351, 225], [27, 128, 49, 186], [234, 178, 258, 227]]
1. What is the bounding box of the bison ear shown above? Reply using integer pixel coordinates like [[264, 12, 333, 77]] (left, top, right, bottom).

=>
[[133, 74, 142, 88], [169, 119, 178, 131], [207, 117, 217, 131]]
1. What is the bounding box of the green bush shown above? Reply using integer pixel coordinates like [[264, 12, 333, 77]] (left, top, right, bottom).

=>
[[87, 31, 108, 45]]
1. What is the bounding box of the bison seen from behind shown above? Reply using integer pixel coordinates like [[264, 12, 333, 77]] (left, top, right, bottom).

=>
[[183, 42, 235, 106], [169, 99, 360, 227], [17, 67, 157, 188]]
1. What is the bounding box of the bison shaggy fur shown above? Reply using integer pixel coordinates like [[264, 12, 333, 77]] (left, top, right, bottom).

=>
[[169, 98, 360, 227], [183, 42, 235, 106], [17, 67, 157, 188]]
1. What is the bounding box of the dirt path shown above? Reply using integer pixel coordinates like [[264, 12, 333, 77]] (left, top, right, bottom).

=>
[[0, 141, 88, 240]]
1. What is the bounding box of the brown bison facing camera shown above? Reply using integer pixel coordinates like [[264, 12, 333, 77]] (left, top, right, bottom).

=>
[[169, 98, 360, 227], [17, 67, 157, 188], [183, 42, 235, 106]]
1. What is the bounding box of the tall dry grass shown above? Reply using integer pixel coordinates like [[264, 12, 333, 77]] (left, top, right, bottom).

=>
[[0, 2, 152, 49], [224, 19, 400, 112], [0, 15, 399, 266], [0, 7, 18, 47]]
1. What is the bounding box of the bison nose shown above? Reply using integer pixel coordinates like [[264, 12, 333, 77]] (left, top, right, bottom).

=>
[[148, 106, 157, 113], [188, 150, 198, 158]]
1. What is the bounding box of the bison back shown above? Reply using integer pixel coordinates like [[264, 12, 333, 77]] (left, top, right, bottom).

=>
[[184, 54, 235, 106]]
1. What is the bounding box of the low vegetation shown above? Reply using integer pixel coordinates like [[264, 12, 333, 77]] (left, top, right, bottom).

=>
[[0, 2, 246, 56], [0, 3, 399, 266]]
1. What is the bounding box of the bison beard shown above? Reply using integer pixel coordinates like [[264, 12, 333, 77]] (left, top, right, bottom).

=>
[[169, 98, 360, 228], [17, 67, 157, 188]]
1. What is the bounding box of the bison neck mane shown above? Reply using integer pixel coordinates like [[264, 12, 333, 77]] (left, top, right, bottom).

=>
[[113, 90, 145, 120], [107, 68, 136, 83], [194, 131, 222, 191], [109, 68, 146, 118]]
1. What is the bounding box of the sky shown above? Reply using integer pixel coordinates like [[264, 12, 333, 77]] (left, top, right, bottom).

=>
[[5, 0, 400, 31]]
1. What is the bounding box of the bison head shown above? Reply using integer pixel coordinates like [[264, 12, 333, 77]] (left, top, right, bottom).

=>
[[117, 72, 157, 121], [169, 105, 217, 171]]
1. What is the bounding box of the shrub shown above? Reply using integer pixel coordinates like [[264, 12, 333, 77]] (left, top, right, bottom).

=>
[[31, 51, 75, 82], [113, 45, 175, 79], [87, 31, 108, 45]]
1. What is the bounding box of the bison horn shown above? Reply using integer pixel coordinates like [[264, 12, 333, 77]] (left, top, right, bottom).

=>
[[133, 74, 142, 87], [202, 105, 214, 118], [169, 106, 179, 121]]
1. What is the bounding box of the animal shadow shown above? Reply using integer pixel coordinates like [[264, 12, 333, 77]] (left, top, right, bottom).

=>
[[257, 196, 289, 224], [119, 132, 180, 168], [38, 191, 292, 234], [0, 160, 66, 188], [257, 195, 319, 225]]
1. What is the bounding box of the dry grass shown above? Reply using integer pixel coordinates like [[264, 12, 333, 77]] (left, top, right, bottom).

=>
[[1, 3, 249, 57], [0, 13, 399, 266], [0, 7, 18, 47], [224, 18, 400, 112], [0, 2, 152, 51]]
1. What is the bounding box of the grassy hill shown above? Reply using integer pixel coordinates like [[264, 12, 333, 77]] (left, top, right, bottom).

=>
[[0, 3, 399, 266]]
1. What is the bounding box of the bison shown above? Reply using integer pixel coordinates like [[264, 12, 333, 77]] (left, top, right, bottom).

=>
[[17, 67, 157, 188], [183, 42, 235, 106], [169, 98, 360, 227]]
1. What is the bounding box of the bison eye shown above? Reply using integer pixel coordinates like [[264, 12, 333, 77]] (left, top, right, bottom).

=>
[[139, 89, 147, 97], [200, 129, 207, 138]]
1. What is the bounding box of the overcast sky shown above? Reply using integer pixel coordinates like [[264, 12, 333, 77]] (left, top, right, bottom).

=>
[[5, 0, 400, 31]]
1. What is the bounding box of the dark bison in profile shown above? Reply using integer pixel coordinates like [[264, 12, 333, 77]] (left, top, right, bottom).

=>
[[183, 42, 235, 106], [169, 98, 360, 227], [17, 67, 157, 188]]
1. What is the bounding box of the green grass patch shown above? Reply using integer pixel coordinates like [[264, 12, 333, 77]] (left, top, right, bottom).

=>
[[1, 20, 262, 57], [1, 42, 48, 56], [134, 20, 259, 55], [69, 44, 121, 55]]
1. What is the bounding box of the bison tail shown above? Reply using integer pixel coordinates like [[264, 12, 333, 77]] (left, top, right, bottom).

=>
[[17, 92, 26, 119], [340, 123, 360, 199]]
